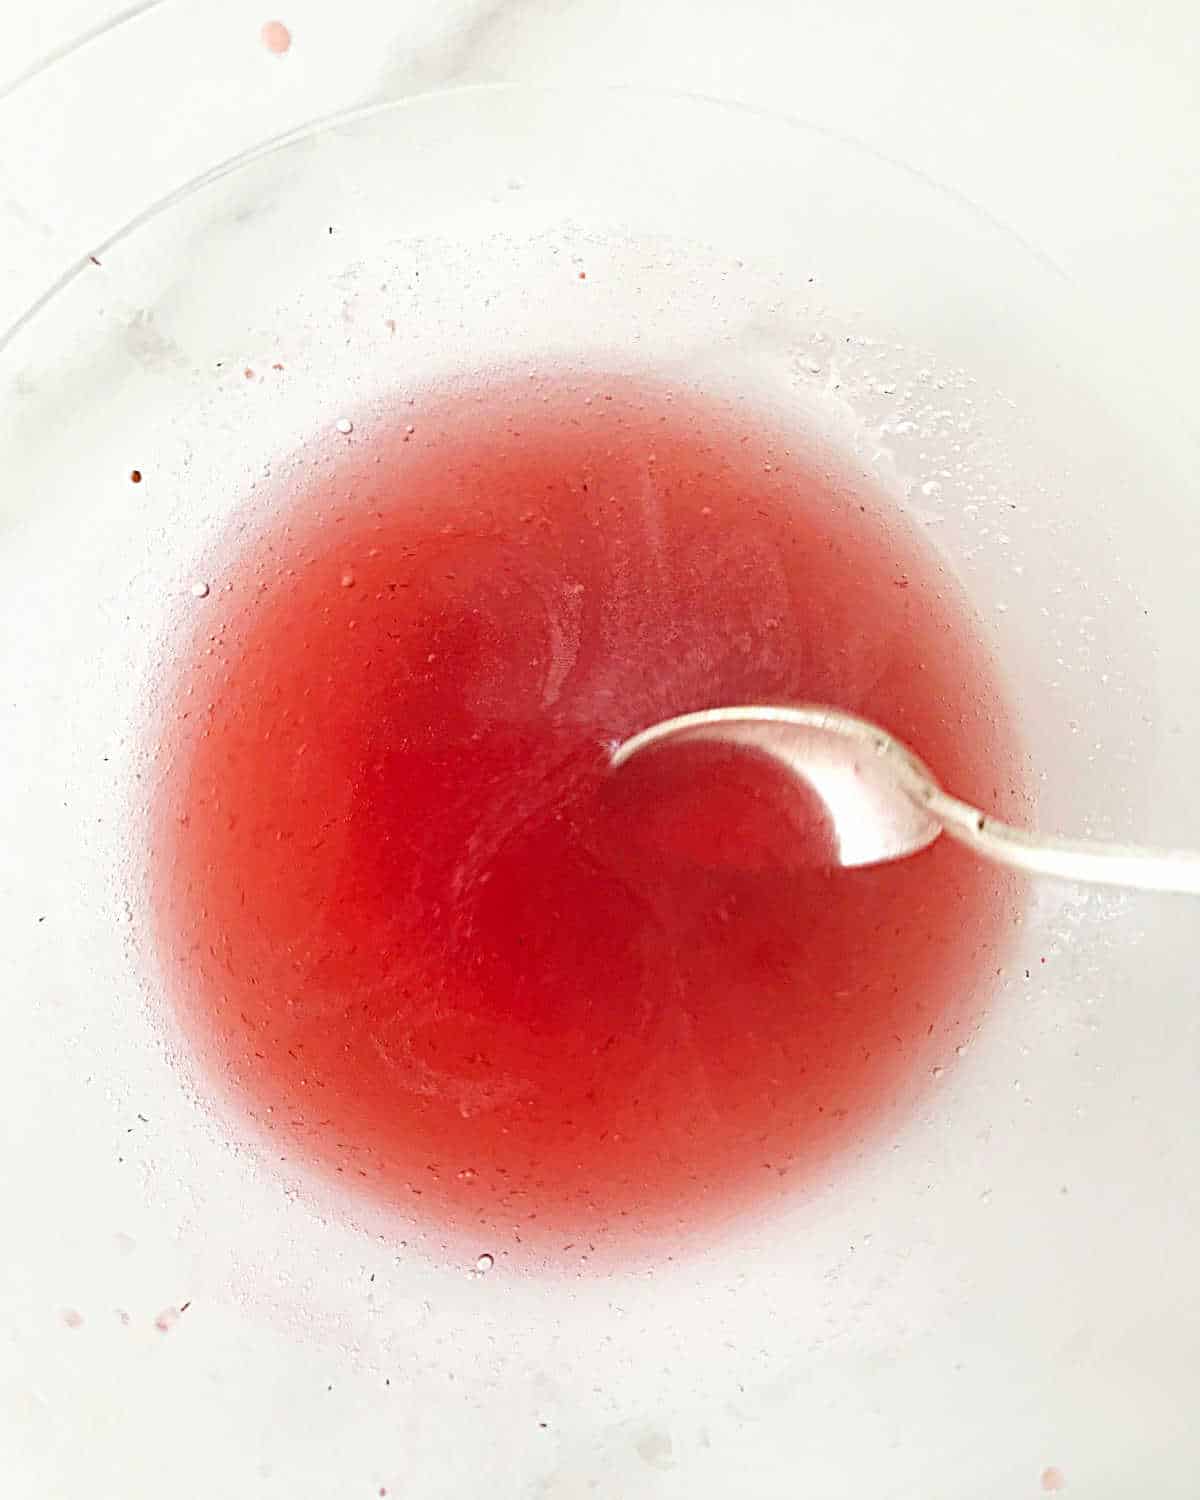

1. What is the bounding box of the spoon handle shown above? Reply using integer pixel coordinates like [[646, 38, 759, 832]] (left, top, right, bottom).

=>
[[922, 786, 1200, 896]]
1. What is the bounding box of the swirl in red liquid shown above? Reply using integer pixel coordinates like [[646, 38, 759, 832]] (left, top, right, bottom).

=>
[[150, 371, 1027, 1261]]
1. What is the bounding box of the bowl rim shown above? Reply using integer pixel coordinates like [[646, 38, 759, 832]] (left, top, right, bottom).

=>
[[0, 79, 1068, 358]]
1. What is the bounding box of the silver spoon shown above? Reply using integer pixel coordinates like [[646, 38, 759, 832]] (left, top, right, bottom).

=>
[[611, 704, 1200, 895]]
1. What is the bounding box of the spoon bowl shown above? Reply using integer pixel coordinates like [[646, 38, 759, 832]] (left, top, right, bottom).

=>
[[612, 705, 943, 869]]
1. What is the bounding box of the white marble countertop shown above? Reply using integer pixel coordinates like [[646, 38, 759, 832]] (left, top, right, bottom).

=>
[[2, 9, 1198, 1499]]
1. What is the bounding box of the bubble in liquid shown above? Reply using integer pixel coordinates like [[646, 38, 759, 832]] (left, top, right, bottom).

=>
[[191, 581, 211, 599], [474, 1253, 494, 1274], [336, 418, 353, 435]]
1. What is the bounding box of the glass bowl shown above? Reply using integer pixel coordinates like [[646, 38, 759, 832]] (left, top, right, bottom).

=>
[[2, 85, 1198, 1499]]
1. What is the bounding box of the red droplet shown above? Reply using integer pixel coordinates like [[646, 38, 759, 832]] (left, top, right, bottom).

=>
[[261, 19, 291, 54]]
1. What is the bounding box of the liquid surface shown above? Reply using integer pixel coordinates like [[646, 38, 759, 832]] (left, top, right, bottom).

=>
[[150, 370, 1027, 1262]]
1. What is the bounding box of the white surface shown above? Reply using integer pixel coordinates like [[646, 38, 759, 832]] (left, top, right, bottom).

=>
[[2, 8, 1199, 1500]]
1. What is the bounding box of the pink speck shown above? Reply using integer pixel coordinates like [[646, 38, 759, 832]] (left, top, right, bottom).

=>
[[116, 1309, 131, 1326], [62, 1308, 83, 1329], [244, 367, 256, 380], [261, 19, 291, 54], [1041, 1466, 1066, 1492], [154, 1306, 181, 1334]]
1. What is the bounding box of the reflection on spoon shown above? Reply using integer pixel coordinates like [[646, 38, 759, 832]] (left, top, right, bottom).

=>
[[612, 704, 1200, 895]]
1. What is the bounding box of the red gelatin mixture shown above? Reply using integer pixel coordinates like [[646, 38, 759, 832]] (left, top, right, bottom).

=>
[[149, 370, 1027, 1258]]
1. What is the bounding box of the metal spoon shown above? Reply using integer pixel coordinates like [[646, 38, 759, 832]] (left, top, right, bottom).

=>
[[611, 704, 1200, 895]]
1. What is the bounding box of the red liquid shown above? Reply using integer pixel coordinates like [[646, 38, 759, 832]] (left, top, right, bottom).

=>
[[150, 370, 1027, 1261]]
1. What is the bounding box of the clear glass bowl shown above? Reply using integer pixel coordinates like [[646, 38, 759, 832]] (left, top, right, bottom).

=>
[[3, 85, 1198, 1499]]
